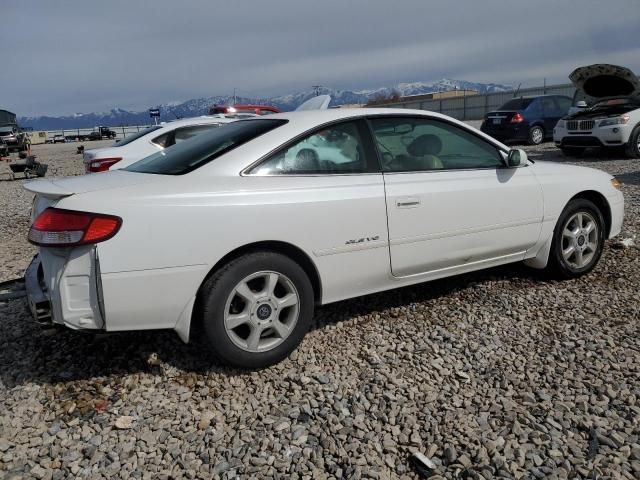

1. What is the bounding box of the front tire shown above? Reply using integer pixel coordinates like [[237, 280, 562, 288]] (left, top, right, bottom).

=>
[[546, 199, 605, 279], [528, 125, 545, 145], [198, 251, 314, 368], [624, 125, 640, 159]]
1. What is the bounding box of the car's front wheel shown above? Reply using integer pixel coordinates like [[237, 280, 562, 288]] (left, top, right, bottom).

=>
[[528, 125, 545, 145], [198, 251, 314, 368], [546, 198, 605, 279], [560, 146, 586, 157], [624, 124, 640, 159]]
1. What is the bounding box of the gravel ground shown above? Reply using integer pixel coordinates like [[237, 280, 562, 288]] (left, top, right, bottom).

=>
[[1, 141, 639, 479]]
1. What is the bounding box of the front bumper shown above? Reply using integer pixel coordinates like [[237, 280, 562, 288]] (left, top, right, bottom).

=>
[[554, 123, 633, 148]]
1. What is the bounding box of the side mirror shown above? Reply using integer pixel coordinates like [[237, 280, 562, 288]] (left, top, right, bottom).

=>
[[575, 101, 588, 108], [507, 149, 528, 167]]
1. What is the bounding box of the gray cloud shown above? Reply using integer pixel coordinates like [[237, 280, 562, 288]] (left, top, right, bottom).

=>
[[3, 0, 640, 116]]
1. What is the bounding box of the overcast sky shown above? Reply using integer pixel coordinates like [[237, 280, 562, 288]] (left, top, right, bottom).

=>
[[4, 0, 640, 116]]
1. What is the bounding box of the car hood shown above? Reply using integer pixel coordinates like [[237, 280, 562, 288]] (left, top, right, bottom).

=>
[[569, 64, 640, 99], [23, 170, 164, 199]]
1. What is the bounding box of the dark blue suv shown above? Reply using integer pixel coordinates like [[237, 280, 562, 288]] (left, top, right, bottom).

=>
[[480, 95, 572, 145]]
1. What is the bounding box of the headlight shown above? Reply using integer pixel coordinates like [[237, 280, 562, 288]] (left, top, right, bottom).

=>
[[611, 178, 621, 190], [556, 120, 565, 128], [599, 115, 630, 127]]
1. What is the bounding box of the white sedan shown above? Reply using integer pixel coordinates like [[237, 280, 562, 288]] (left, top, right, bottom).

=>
[[82, 115, 241, 172], [24, 109, 624, 368]]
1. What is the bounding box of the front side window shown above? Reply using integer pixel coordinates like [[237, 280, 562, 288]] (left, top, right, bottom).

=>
[[126, 119, 286, 175], [250, 121, 370, 175], [370, 117, 503, 172], [540, 97, 558, 116], [555, 97, 572, 113]]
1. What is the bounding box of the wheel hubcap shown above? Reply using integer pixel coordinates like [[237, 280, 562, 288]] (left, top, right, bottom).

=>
[[561, 212, 598, 269], [224, 271, 300, 353], [532, 128, 543, 144]]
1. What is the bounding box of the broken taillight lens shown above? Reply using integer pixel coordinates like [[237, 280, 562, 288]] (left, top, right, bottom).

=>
[[86, 157, 122, 173], [28, 208, 122, 247]]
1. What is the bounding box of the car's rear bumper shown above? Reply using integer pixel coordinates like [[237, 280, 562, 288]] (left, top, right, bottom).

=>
[[480, 123, 529, 142], [25, 248, 106, 331], [25, 255, 53, 325]]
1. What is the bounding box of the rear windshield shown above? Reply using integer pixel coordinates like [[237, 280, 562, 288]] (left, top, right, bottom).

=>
[[498, 98, 534, 110], [114, 126, 163, 146], [126, 119, 287, 175]]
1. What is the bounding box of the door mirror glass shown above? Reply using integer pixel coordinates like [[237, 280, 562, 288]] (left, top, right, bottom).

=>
[[507, 148, 528, 167]]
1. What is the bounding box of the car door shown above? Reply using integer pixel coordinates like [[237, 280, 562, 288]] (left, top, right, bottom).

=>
[[246, 119, 389, 303], [369, 116, 543, 277]]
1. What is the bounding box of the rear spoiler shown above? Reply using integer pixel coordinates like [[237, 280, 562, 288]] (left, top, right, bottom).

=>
[[23, 179, 74, 199]]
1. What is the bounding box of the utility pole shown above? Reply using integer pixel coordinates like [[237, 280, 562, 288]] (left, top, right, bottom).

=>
[[233, 88, 237, 105]]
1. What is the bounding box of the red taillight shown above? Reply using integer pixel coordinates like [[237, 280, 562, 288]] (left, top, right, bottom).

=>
[[28, 208, 122, 247], [510, 113, 525, 123], [86, 157, 122, 173]]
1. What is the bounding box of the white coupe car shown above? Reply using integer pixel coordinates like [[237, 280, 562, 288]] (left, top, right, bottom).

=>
[[24, 109, 624, 368]]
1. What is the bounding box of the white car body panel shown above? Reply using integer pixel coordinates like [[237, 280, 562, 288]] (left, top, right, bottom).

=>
[[23, 108, 624, 342]]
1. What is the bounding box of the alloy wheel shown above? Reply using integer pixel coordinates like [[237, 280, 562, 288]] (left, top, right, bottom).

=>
[[561, 211, 599, 269], [223, 271, 300, 352]]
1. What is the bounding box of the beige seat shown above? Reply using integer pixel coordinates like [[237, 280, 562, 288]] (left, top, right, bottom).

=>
[[406, 134, 444, 170]]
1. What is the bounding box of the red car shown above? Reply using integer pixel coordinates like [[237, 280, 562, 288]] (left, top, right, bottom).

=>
[[209, 104, 280, 116]]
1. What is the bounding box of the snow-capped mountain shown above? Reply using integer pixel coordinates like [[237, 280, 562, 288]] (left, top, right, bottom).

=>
[[19, 79, 511, 129]]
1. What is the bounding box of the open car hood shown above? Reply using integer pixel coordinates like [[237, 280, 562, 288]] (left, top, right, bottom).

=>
[[569, 64, 640, 99]]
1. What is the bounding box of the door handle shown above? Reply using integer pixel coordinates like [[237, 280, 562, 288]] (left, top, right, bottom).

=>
[[396, 196, 420, 208]]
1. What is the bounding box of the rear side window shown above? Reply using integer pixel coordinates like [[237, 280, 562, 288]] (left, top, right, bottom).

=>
[[499, 98, 533, 110], [152, 124, 221, 148], [114, 126, 163, 146], [126, 120, 286, 175]]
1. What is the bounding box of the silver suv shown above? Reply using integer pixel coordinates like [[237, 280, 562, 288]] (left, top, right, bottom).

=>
[[553, 64, 640, 158]]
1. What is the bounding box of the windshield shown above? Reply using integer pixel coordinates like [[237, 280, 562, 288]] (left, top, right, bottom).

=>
[[0, 128, 14, 134], [498, 98, 534, 110], [126, 119, 287, 175], [113, 125, 163, 146]]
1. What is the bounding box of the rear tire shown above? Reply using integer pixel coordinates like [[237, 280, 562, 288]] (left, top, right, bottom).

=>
[[624, 125, 640, 159], [198, 251, 314, 368], [546, 198, 605, 279], [560, 146, 586, 157], [528, 125, 545, 145]]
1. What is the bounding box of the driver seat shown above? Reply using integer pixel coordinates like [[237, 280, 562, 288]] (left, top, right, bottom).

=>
[[407, 134, 444, 170]]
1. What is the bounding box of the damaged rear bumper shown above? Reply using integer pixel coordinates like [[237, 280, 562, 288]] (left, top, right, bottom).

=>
[[24, 248, 106, 331], [25, 255, 52, 325]]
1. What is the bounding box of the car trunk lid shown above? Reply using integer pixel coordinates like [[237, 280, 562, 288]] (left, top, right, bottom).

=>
[[569, 64, 640, 99]]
